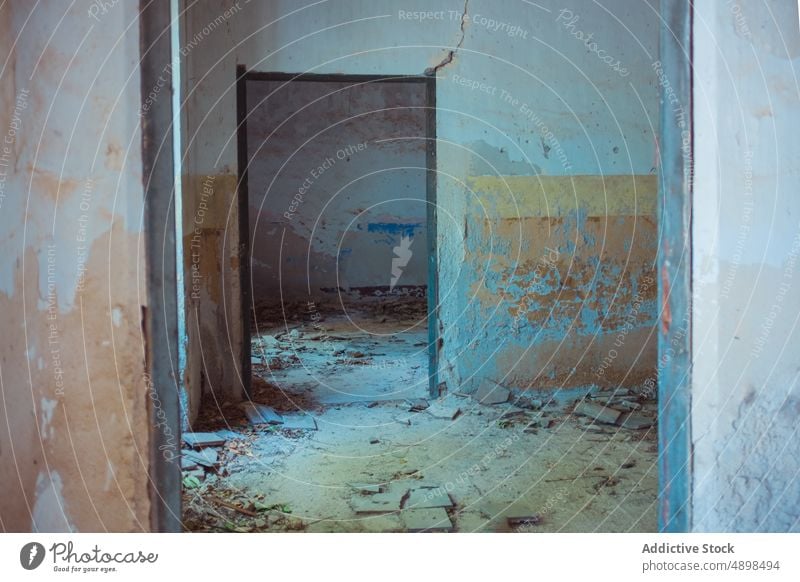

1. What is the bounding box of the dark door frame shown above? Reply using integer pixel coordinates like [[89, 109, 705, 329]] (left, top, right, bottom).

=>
[[234, 70, 440, 399]]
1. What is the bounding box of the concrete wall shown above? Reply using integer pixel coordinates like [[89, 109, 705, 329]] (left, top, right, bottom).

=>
[[245, 79, 428, 300], [0, 1, 154, 531], [692, 0, 800, 532], [181, 0, 660, 405]]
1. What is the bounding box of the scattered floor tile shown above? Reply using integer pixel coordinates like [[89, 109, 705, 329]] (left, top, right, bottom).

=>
[[573, 400, 622, 425], [242, 402, 284, 425], [425, 400, 462, 420], [183, 431, 226, 449], [352, 489, 408, 513], [181, 455, 198, 470], [405, 487, 454, 509], [402, 507, 454, 532], [183, 448, 218, 468], [617, 412, 653, 430]]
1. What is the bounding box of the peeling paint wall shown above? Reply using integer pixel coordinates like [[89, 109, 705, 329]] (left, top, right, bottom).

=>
[[0, 2, 152, 530], [692, 1, 800, 532], [245, 79, 428, 300], [181, 0, 659, 407]]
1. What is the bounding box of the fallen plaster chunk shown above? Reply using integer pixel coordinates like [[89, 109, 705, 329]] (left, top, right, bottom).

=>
[[473, 380, 510, 405], [573, 400, 622, 425], [407, 398, 429, 412], [183, 431, 227, 449], [242, 402, 284, 425], [402, 508, 454, 532]]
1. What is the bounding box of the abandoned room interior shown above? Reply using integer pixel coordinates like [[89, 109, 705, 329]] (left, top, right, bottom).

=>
[[1, 0, 799, 537]]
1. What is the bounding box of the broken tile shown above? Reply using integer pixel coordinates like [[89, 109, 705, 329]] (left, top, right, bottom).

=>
[[183, 448, 218, 468], [617, 412, 653, 430], [215, 429, 242, 441], [473, 380, 510, 405], [183, 431, 226, 449], [242, 402, 284, 425], [280, 414, 317, 430], [405, 487, 454, 509], [402, 507, 454, 532], [352, 489, 407, 513], [181, 455, 198, 471], [573, 400, 622, 425]]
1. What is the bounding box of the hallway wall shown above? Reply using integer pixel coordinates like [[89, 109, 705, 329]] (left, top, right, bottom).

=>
[[181, 0, 660, 407], [0, 2, 154, 531]]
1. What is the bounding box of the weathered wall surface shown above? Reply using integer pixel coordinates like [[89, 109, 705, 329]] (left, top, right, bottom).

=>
[[0, 2, 154, 530], [692, 0, 800, 532], [182, 0, 659, 403], [245, 79, 428, 300]]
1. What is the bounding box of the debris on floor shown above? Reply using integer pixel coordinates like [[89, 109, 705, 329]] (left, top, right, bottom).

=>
[[573, 400, 623, 425], [183, 448, 219, 469], [183, 431, 228, 449], [280, 414, 318, 431], [473, 380, 510, 405], [180, 303, 658, 533], [242, 402, 284, 425], [425, 399, 462, 420]]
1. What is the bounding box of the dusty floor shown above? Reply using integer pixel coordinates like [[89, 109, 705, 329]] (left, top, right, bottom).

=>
[[182, 300, 658, 532]]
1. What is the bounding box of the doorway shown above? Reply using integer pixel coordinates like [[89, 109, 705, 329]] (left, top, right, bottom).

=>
[[154, 0, 692, 534], [236, 72, 438, 406]]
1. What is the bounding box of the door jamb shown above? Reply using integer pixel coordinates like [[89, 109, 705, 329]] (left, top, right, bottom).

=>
[[141, 0, 181, 532], [657, 0, 693, 533]]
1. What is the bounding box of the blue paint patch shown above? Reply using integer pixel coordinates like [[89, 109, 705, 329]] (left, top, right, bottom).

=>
[[367, 222, 422, 238]]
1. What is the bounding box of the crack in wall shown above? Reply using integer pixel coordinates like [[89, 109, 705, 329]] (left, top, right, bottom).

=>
[[425, 0, 469, 75]]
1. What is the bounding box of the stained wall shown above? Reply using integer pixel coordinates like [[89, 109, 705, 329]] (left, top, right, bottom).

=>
[[0, 1, 156, 531], [180, 0, 660, 408]]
